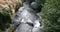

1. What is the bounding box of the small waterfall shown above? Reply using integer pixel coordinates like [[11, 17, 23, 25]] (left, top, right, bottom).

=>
[[12, 1, 40, 32]]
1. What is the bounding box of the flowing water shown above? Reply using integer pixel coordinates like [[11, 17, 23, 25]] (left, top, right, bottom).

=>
[[12, 1, 40, 32]]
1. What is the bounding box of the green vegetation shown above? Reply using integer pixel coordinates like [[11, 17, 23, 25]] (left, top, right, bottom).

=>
[[0, 8, 12, 32], [41, 0, 60, 32], [35, 0, 45, 12]]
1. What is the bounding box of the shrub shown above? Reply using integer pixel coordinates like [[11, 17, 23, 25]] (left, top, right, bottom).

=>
[[41, 0, 60, 32]]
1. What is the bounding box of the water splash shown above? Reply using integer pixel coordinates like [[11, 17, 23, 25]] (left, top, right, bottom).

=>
[[13, 1, 40, 32]]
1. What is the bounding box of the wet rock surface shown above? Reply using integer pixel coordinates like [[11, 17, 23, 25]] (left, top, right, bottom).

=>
[[14, 23, 33, 32], [12, 0, 40, 32]]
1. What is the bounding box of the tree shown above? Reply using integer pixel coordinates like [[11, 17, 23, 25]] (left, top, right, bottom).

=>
[[41, 0, 60, 32]]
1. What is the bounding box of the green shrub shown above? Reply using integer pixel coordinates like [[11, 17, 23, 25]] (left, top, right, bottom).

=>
[[0, 8, 12, 31], [41, 0, 60, 32], [35, 0, 45, 12]]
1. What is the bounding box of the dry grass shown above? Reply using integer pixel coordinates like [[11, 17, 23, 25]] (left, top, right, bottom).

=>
[[0, 0, 23, 32], [0, 0, 22, 15]]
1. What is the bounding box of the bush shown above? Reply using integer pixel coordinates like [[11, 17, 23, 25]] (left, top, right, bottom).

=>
[[35, 0, 45, 12], [41, 0, 60, 32], [0, 8, 12, 31]]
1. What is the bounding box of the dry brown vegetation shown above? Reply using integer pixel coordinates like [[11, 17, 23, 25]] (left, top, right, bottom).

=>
[[0, 0, 22, 15], [0, 0, 23, 32]]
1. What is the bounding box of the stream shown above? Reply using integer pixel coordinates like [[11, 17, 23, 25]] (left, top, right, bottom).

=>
[[12, 1, 40, 32]]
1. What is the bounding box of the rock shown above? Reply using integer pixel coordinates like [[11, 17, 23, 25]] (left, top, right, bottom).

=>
[[14, 23, 33, 32]]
